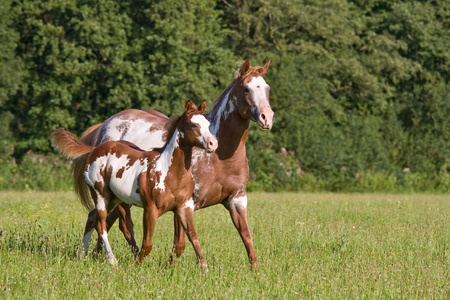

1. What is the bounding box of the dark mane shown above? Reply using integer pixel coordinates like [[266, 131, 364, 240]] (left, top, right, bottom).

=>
[[163, 115, 183, 141], [210, 78, 238, 109]]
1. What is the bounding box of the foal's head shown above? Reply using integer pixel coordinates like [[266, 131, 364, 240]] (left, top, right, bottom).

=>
[[182, 100, 218, 153], [236, 59, 274, 131]]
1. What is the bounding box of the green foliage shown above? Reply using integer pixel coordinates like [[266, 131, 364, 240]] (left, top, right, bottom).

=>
[[0, 153, 72, 191], [1, 0, 449, 192]]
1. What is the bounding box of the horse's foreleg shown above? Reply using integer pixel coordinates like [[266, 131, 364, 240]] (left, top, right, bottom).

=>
[[177, 205, 207, 272], [169, 214, 186, 265], [224, 194, 258, 269], [116, 203, 139, 254], [138, 204, 158, 263]]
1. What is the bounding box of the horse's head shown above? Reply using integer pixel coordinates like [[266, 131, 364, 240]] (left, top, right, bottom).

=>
[[183, 100, 218, 153], [236, 59, 274, 131]]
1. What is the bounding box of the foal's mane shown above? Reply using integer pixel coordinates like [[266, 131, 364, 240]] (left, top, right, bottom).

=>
[[210, 63, 267, 109], [162, 107, 198, 140], [163, 115, 183, 141]]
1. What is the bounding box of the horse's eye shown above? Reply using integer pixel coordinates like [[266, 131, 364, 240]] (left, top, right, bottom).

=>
[[244, 87, 250, 93], [190, 124, 197, 129]]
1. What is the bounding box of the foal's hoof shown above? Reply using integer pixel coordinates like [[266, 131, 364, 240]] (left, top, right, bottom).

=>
[[109, 257, 118, 267], [78, 249, 86, 259]]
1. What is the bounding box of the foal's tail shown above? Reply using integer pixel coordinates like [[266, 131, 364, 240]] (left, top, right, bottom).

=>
[[51, 128, 94, 160], [52, 128, 96, 211], [71, 124, 102, 212]]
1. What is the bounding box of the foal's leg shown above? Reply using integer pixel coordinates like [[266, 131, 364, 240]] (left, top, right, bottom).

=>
[[116, 203, 139, 254], [138, 203, 158, 263], [176, 204, 208, 271], [224, 193, 258, 269], [93, 192, 118, 266], [79, 209, 96, 257], [169, 214, 187, 264], [91, 204, 138, 254]]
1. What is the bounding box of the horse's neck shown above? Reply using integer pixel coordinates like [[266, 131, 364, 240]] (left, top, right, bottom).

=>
[[153, 129, 192, 186], [207, 84, 249, 156]]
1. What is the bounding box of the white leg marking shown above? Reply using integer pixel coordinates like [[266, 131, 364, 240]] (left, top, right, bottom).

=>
[[101, 232, 117, 266], [79, 228, 94, 258]]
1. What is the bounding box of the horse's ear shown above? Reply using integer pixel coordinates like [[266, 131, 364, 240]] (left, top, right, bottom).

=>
[[241, 59, 250, 76], [185, 100, 194, 112], [259, 59, 271, 77], [198, 99, 207, 114]]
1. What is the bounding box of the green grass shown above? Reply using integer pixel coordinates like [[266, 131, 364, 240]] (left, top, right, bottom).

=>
[[1, 192, 449, 298]]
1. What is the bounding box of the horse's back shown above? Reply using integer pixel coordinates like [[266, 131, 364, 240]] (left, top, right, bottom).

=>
[[87, 109, 170, 150]]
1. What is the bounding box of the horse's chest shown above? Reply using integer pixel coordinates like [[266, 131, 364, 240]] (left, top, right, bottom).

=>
[[151, 174, 194, 212]]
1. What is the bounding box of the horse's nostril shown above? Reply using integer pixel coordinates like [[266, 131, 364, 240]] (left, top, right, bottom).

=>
[[261, 114, 266, 121]]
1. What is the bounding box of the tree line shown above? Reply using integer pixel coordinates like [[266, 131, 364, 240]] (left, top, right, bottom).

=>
[[1, 0, 449, 192]]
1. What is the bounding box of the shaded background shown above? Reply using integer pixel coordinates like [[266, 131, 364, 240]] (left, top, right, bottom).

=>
[[0, 0, 449, 192]]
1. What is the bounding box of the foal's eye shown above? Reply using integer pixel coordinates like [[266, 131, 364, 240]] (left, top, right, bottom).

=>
[[190, 124, 197, 129]]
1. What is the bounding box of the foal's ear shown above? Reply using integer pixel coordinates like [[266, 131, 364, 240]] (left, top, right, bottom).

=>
[[198, 99, 207, 114], [241, 59, 250, 76], [259, 59, 271, 77], [185, 100, 195, 112]]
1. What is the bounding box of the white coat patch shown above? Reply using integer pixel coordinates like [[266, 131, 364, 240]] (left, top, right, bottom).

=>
[[154, 129, 180, 191], [231, 195, 248, 208], [210, 89, 233, 136], [184, 198, 195, 211], [85, 153, 147, 207], [102, 118, 165, 150]]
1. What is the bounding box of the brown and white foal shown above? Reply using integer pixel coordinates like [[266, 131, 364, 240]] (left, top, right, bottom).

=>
[[52, 100, 217, 267]]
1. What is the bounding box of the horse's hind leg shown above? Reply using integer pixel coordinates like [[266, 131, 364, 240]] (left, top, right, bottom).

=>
[[79, 211, 96, 258], [176, 204, 207, 271], [94, 207, 119, 253], [117, 203, 139, 254], [91, 189, 118, 266], [169, 214, 186, 265]]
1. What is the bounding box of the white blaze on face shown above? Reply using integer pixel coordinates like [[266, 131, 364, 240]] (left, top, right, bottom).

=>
[[102, 118, 165, 150], [190, 114, 213, 147], [246, 76, 270, 107], [84, 153, 147, 207], [153, 129, 180, 191]]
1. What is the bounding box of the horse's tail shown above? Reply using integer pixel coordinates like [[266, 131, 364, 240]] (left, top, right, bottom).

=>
[[51, 128, 94, 160], [52, 128, 96, 211], [71, 123, 102, 212]]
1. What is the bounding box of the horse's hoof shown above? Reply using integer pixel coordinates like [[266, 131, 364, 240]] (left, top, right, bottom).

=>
[[200, 261, 208, 273], [109, 257, 118, 266], [250, 260, 260, 270]]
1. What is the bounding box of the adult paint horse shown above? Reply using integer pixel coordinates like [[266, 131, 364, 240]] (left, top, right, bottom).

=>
[[76, 59, 274, 268], [52, 101, 217, 267]]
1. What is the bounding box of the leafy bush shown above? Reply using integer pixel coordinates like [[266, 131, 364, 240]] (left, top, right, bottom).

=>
[[0, 152, 72, 191]]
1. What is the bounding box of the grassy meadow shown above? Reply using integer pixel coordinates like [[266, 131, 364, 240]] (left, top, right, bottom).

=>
[[0, 191, 449, 298]]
